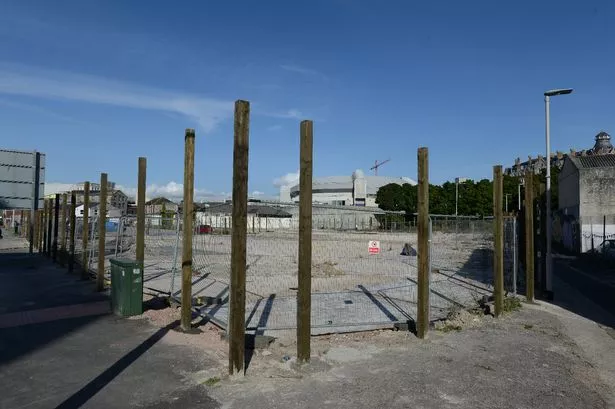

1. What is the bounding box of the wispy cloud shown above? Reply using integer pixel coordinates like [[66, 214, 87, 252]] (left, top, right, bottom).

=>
[[0, 98, 83, 124], [0, 63, 234, 132], [273, 171, 300, 187], [267, 124, 282, 131], [267, 109, 304, 120], [45, 181, 230, 202], [280, 64, 326, 79]]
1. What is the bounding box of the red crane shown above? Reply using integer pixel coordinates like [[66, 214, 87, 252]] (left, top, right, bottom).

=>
[[370, 159, 390, 176]]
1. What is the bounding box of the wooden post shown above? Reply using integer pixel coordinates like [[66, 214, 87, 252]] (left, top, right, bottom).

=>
[[136, 158, 146, 268], [53, 194, 60, 263], [82, 181, 90, 279], [493, 165, 504, 317], [416, 147, 430, 339], [97, 173, 108, 291], [59, 193, 68, 265], [69, 191, 77, 273], [181, 131, 195, 331], [39, 208, 44, 252], [297, 120, 313, 363], [229, 100, 250, 375], [524, 171, 535, 302], [46, 198, 53, 257], [20, 210, 24, 236]]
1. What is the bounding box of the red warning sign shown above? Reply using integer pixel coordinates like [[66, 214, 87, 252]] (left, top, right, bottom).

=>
[[368, 240, 380, 254]]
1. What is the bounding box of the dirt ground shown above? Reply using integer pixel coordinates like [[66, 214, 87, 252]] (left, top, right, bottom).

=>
[[136, 296, 615, 409]]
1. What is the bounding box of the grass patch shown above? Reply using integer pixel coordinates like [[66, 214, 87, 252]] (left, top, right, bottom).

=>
[[503, 297, 522, 312], [438, 323, 462, 333], [203, 376, 221, 386]]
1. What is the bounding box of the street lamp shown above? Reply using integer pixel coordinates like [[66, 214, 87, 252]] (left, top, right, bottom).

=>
[[544, 88, 573, 297], [455, 177, 468, 218]]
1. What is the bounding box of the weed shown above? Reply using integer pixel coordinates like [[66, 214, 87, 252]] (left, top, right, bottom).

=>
[[203, 376, 221, 386], [523, 324, 534, 330], [502, 297, 522, 312]]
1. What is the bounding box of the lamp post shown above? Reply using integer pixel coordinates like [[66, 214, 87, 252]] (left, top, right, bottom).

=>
[[544, 88, 573, 297]]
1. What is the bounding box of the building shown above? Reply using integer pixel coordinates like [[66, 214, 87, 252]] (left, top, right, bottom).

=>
[[557, 132, 615, 252], [72, 181, 129, 216], [0, 149, 45, 210], [280, 169, 416, 207], [506, 131, 615, 177], [75, 203, 123, 219], [145, 197, 178, 215]]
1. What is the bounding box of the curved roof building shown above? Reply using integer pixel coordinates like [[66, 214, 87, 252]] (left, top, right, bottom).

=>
[[279, 169, 416, 207]]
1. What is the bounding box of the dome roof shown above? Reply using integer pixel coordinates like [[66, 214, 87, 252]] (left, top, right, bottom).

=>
[[592, 131, 614, 155]]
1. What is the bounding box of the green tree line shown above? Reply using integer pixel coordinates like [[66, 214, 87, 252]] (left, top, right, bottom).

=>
[[375, 166, 559, 216]]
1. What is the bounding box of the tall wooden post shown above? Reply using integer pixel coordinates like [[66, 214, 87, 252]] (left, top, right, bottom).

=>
[[60, 193, 68, 265], [524, 171, 535, 302], [69, 191, 77, 273], [39, 208, 45, 253], [46, 198, 53, 257], [97, 173, 108, 291], [493, 165, 504, 317], [53, 194, 60, 262], [136, 158, 146, 268], [20, 210, 24, 236], [229, 100, 249, 375], [417, 147, 430, 338], [297, 120, 313, 363], [32, 211, 38, 250], [82, 181, 90, 279], [181, 131, 195, 331]]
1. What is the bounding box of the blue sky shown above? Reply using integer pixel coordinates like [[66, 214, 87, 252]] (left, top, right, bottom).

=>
[[1, 0, 614, 200]]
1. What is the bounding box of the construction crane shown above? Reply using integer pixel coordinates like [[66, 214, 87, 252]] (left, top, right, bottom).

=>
[[370, 159, 390, 176]]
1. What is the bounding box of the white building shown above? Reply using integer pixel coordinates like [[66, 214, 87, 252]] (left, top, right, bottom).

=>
[[280, 169, 416, 207]]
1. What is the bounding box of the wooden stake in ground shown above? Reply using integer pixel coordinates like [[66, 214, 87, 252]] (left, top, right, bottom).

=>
[[136, 157, 147, 268], [97, 173, 108, 291], [59, 193, 67, 266], [524, 170, 535, 302], [69, 191, 77, 273], [82, 181, 90, 279], [297, 120, 313, 363], [53, 194, 60, 263], [229, 100, 250, 375], [416, 147, 430, 339], [493, 165, 504, 317], [181, 130, 195, 332], [46, 198, 53, 257]]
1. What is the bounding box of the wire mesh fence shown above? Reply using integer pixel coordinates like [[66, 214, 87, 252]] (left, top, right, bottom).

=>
[[64, 202, 519, 335]]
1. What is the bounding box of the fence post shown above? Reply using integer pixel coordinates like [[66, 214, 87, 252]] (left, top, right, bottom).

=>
[[136, 158, 147, 268], [297, 120, 313, 363], [493, 165, 504, 317], [97, 173, 108, 291], [53, 194, 60, 262], [39, 208, 44, 253], [82, 181, 90, 279], [524, 171, 535, 302], [69, 191, 77, 273], [47, 198, 53, 257], [513, 217, 518, 296], [181, 130, 195, 332], [229, 100, 250, 375], [417, 147, 430, 339], [59, 193, 67, 266]]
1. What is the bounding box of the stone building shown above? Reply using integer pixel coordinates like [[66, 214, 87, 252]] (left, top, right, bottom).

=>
[[73, 181, 129, 216], [557, 132, 615, 252]]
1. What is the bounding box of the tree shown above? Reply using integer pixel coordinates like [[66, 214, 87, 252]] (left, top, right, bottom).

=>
[[160, 202, 174, 229]]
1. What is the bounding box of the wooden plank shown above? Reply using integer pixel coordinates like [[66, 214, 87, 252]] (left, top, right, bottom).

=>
[[59, 193, 68, 266], [493, 165, 504, 317], [69, 191, 77, 273], [82, 181, 90, 279], [416, 147, 430, 338], [136, 158, 147, 267], [181, 131, 195, 331], [525, 170, 535, 302], [229, 100, 250, 375], [97, 173, 108, 291], [297, 120, 313, 363], [53, 194, 60, 262]]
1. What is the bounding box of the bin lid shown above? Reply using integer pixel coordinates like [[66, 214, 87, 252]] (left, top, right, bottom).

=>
[[110, 258, 141, 268]]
